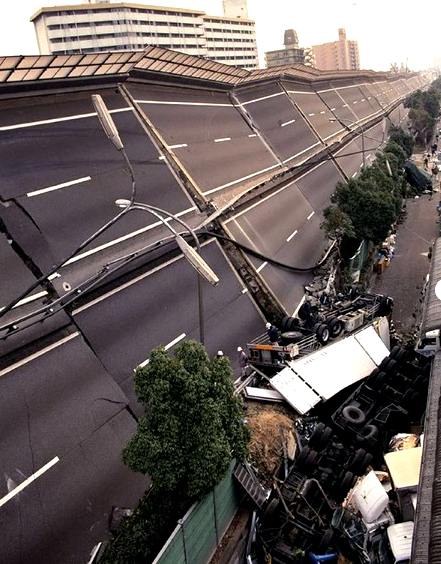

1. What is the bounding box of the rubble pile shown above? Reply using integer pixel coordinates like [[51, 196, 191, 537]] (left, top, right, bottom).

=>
[[246, 403, 297, 487]]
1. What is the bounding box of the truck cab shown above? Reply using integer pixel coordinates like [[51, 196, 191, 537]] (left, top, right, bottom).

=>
[[417, 328, 441, 356]]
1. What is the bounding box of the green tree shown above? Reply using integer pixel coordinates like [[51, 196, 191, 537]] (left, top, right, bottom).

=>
[[321, 205, 355, 241], [123, 341, 248, 499], [408, 107, 435, 144], [388, 127, 414, 158]]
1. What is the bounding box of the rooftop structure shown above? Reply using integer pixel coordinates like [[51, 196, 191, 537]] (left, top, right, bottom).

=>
[[265, 28, 313, 69]]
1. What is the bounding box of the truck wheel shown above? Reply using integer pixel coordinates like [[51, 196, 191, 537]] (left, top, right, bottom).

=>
[[378, 296, 393, 316], [296, 447, 318, 470], [328, 317, 344, 338], [287, 317, 301, 331], [349, 448, 367, 472], [280, 315, 291, 331], [316, 324, 330, 344], [309, 424, 333, 450], [373, 370, 387, 386], [380, 357, 398, 373], [342, 405, 366, 426], [341, 471, 356, 491], [358, 424, 379, 442], [308, 423, 325, 448]]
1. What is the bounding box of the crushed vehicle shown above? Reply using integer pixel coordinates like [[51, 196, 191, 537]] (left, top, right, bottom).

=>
[[247, 292, 393, 370], [236, 344, 431, 563]]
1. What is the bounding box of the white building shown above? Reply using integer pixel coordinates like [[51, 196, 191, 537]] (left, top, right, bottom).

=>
[[31, 1, 258, 70]]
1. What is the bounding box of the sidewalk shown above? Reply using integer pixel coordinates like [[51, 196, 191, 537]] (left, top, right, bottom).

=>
[[370, 195, 439, 335]]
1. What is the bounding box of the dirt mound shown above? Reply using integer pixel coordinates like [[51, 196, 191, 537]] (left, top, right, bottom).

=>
[[246, 402, 297, 486]]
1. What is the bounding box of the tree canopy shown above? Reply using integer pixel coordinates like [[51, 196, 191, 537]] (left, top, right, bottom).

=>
[[322, 127, 411, 255], [123, 340, 248, 499], [404, 79, 441, 144]]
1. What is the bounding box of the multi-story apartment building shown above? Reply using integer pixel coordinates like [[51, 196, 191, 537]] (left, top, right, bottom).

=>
[[31, 1, 258, 70], [312, 28, 360, 71]]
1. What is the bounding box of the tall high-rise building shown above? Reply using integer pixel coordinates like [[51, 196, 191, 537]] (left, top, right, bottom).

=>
[[312, 28, 360, 71], [265, 28, 307, 68], [31, 1, 258, 70]]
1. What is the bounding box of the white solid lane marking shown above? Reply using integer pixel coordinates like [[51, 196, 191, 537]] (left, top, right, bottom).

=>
[[26, 176, 91, 198], [308, 112, 315, 116], [256, 261, 268, 273], [138, 332, 186, 368], [0, 457, 60, 508], [352, 172, 357, 178], [0, 108, 131, 131], [167, 143, 188, 149], [214, 137, 231, 143], [63, 206, 196, 266], [0, 333, 79, 377], [280, 119, 296, 127], [240, 91, 285, 106], [307, 211, 315, 220], [0, 290, 48, 313], [164, 332, 186, 350], [204, 163, 280, 196], [286, 229, 298, 242], [248, 133, 257, 138], [287, 90, 315, 95], [135, 99, 231, 108]]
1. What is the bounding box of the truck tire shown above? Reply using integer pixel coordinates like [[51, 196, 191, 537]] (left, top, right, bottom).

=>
[[308, 423, 325, 448], [309, 424, 333, 450], [342, 405, 366, 426], [358, 424, 379, 442], [296, 447, 318, 470], [316, 324, 330, 344], [287, 317, 301, 331], [328, 317, 344, 338], [341, 471, 356, 491], [390, 345, 406, 361], [378, 296, 393, 316], [280, 315, 291, 332], [349, 448, 367, 472], [373, 370, 387, 386], [350, 449, 373, 474], [380, 357, 398, 373]]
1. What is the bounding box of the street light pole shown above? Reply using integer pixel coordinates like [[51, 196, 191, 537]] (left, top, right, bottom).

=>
[[115, 199, 220, 346], [115, 199, 219, 345]]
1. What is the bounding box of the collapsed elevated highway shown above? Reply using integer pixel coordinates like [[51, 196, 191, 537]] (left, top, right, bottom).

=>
[[0, 46, 427, 563]]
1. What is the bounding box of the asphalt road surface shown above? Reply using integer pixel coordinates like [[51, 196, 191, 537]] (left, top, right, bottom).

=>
[[127, 82, 282, 195], [0, 331, 147, 564], [223, 160, 344, 312]]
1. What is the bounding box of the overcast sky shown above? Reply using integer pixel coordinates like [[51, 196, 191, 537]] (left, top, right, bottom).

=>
[[1, 0, 439, 71]]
